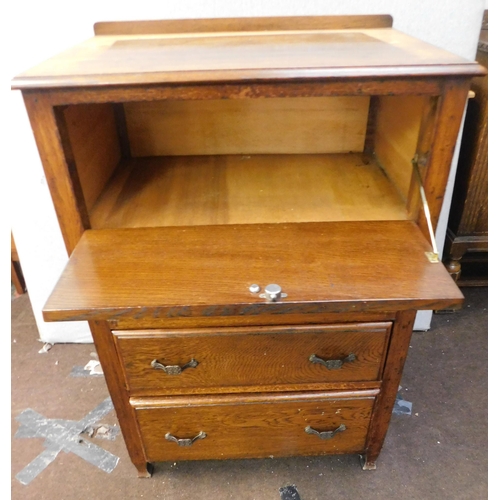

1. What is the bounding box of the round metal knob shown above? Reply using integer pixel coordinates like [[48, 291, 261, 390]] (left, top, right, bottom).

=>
[[265, 284, 282, 301], [249, 284, 261, 293], [258, 284, 287, 302]]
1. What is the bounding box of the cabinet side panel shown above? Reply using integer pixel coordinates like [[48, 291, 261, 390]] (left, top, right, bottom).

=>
[[363, 309, 416, 467], [22, 93, 87, 254], [124, 97, 370, 156], [63, 104, 122, 212], [419, 79, 471, 232], [373, 95, 425, 202], [89, 320, 151, 476]]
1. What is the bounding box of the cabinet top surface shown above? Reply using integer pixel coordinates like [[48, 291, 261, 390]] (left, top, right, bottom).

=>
[[12, 16, 484, 90]]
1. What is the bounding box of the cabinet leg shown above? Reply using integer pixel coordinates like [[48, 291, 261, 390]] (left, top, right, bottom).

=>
[[89, 321, 153, 479], [359, 454, 377, 470], [445, 258, 462, 282], [363, 311, 416, 471], [136, 462, 154, 478]]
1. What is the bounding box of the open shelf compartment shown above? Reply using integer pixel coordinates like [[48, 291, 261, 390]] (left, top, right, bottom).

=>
[[60, 94, 433, 231]]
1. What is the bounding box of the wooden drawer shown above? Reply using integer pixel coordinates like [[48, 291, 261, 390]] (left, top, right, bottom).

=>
[[132, 391, 376, 462], [114, 323, 391, 395]]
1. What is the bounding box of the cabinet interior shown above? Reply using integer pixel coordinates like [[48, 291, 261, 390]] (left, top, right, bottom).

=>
[[60, 94, 435, 230]]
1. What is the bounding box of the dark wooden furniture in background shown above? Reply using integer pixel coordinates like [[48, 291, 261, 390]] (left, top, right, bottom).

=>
[[444, 11, 488, 285], [11, 16, 484, 477]]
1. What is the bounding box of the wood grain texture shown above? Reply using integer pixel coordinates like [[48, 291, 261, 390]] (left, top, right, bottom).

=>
[[448, 50, 488, 237], [374, 95, 425, 201], [12, 26, 484, 90], [63, 104, 121, 211], [109, 311, 395, 331], [124, 97, 369, 157], [15, 16, 474, 473], [89, 154, 408, 229], [42, 220, 464, 323], [132, 391, 376, 461], [418, 79, 472, 234], [20, 78, 446, 108], [94, 15, 393, 35], [88, 321, 151, 476], [406, 96, 440, 219], [363, 310, 416, 467], [443, 35, 488, 284], [22, 93, 88, 254], [114, 323, 391, 396]]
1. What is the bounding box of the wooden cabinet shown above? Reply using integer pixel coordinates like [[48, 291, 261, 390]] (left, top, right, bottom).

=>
[[444, 13, 488, 285], [12, 15, 484, 476]]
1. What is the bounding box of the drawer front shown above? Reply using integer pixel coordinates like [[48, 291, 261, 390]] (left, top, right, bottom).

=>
[[114, 323, 391, 394], [133, 391, 375, 461]]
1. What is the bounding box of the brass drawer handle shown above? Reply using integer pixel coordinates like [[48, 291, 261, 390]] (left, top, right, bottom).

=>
[[165, 431, 207, 447], [309, 353, 356, 370], [305, 424, 346, 440], [151, 358, 198, 375]]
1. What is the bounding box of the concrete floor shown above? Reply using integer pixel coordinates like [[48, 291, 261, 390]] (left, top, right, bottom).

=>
[[11, 287, 487, 500]]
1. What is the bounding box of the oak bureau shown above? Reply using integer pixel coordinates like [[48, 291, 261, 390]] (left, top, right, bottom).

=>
[[12, 15, 485, 477]]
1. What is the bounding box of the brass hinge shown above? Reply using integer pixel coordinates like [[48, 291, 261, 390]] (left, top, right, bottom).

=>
[[411, 154, 439, 263]]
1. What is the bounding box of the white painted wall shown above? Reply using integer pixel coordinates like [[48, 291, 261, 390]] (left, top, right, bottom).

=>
[[7, 1, 486, 342]]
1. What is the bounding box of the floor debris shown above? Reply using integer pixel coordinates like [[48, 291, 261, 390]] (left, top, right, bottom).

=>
[[38, 343, 53, 354], [279, 484, 302, 500], [84, 360, 104, 375], [81, 423, 119, 440], [70, 360, 104, 377], [393, 387, 413, 415], [15, 397, 120, 485]]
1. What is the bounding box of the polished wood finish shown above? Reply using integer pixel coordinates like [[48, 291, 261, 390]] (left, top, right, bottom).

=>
[[22, 94, 89, 254], [110, 312, 395, 331], [89, 321, 151, 477], [406, 96, 440, 219], [42, 221, 463, 323], [62, 104, 122, 211], [11, 23, 484, 90], [133, 391, 376, 461], [374, 95, 426, 201], [14, 16, 482, 476], [363, 310, 416, 468], [416, 80, 472, 236], [114, 323, 391, 396], [89, 154, 408, 229]]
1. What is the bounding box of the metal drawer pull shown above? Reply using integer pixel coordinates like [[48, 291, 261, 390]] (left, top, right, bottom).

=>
[[305, 424, 346, 440], [309, 353, 356, 370], [151, 358, 198, 375], [165, 431, 207, 447]]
